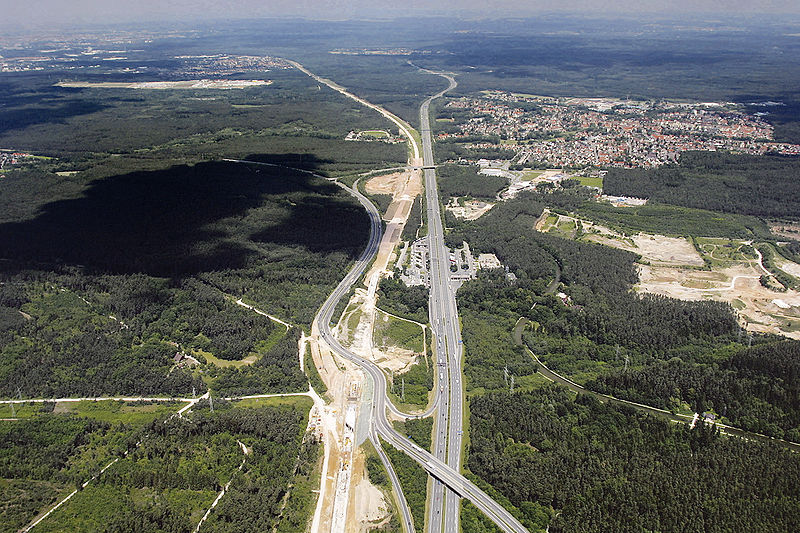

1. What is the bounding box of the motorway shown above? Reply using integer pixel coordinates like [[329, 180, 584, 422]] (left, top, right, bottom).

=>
[[314, 170, 528, 533], [288, 59, 529, 532], [417, 72, 465, 533]]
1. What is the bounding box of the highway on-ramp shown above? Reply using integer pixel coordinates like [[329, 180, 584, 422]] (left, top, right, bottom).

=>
[[291, 60, 529, 533]]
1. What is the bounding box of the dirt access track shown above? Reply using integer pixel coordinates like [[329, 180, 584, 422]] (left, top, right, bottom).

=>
[[638, 262, 800, 339], [363, 170, 422, 282], [537, 211, 800, 338]]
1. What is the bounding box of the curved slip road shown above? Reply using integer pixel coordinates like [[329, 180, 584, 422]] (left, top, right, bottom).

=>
[[295, 62, 529, 532]]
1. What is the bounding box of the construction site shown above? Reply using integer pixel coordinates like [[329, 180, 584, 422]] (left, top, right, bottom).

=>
[[537, 210, 800, 339], [306, 165, 429, 533]]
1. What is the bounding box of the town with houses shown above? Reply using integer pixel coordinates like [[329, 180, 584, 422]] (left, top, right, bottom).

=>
[[0, 31, 291, 77], [440, 91, 800, 168], [0, 151, 36, 176]]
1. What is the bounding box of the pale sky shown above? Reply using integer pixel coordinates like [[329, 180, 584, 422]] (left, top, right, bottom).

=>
[[2, 0, 799, 28]]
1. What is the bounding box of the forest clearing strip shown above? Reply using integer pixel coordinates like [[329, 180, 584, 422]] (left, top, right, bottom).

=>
[[513, 318, 800, 451], [193, 440, 249, 533], [22, 392, 209, 531]]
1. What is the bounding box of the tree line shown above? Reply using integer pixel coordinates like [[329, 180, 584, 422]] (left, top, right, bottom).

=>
[[467, 387, 800, 533], [603, 151, 800, 220]]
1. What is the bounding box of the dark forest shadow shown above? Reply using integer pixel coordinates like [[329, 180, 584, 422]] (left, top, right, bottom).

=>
[[0, 157, 368, 277]]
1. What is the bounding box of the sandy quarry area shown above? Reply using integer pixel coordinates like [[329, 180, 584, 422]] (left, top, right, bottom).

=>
[[536, 212, 800, 338], [769, 221, 800, 241], [575, 219, 705, 266], [594, 232, 704, 266], [777, 258, 800, 278], [638, 259, 800, 339]]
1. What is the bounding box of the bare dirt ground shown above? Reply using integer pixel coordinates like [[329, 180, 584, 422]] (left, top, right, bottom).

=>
[[777, 257, 800, 278], [364, 172, 404, 196], [581, 223, 704, 266], [769, 221, 800, 241], [348, 451, 390, 533], [637, 262, 800, 339], [534, 208, 552, 231], [308, 320, 367, 533], [364, 170, 423, 282], [372, 346, 417, 373], [445, 197, 494, 220]]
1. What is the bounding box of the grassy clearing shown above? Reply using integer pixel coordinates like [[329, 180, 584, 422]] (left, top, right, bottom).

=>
[[206, 324, 289, 368], [694, 237, 752, 266], [198, 348, 257, 367], [387, 359, 433, 411], [0, 402, 46, 419], [547, 218, 576, 238], [522, 170, 545, 180], [361, 130, 390, 138], [578, 202, 772, 240], [0, 400, 182, 423], [56, 400, 183, 424], [578, 176, 603, 188], [230, 395, 313, 410], [373, 311, 425, 353]]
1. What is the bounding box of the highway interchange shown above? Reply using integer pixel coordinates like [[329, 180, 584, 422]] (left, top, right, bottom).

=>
[[301, 60, 530, 533]]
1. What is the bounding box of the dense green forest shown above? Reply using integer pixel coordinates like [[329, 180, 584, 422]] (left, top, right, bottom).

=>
[[207, 329, 307, 397], [587, 339, 800, 441], [23, 401, 315, 533], [467, 387, 800, 533], [0, 161, 375, 398], [377, 275, 429, 324], [298, 55, 448, 128], [603, 152, 800, 220], [449, 176, 800, 529], [0, 402, 178, 530], [577, 202, 773, 239], [0, 277, 205, 398], [436, 164, 507, 200], [382, 417, 433, 533], [0, 66, 407, 399], [0, 68, 405, 178]]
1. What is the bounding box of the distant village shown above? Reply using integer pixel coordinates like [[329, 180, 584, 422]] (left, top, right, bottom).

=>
[[0, 151, 35, 175], [440, 92, 800, 168], [1, 39, 291, 77]]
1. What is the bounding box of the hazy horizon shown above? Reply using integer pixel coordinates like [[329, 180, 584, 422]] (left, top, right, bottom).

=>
[[3, 0, 800, 31]]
